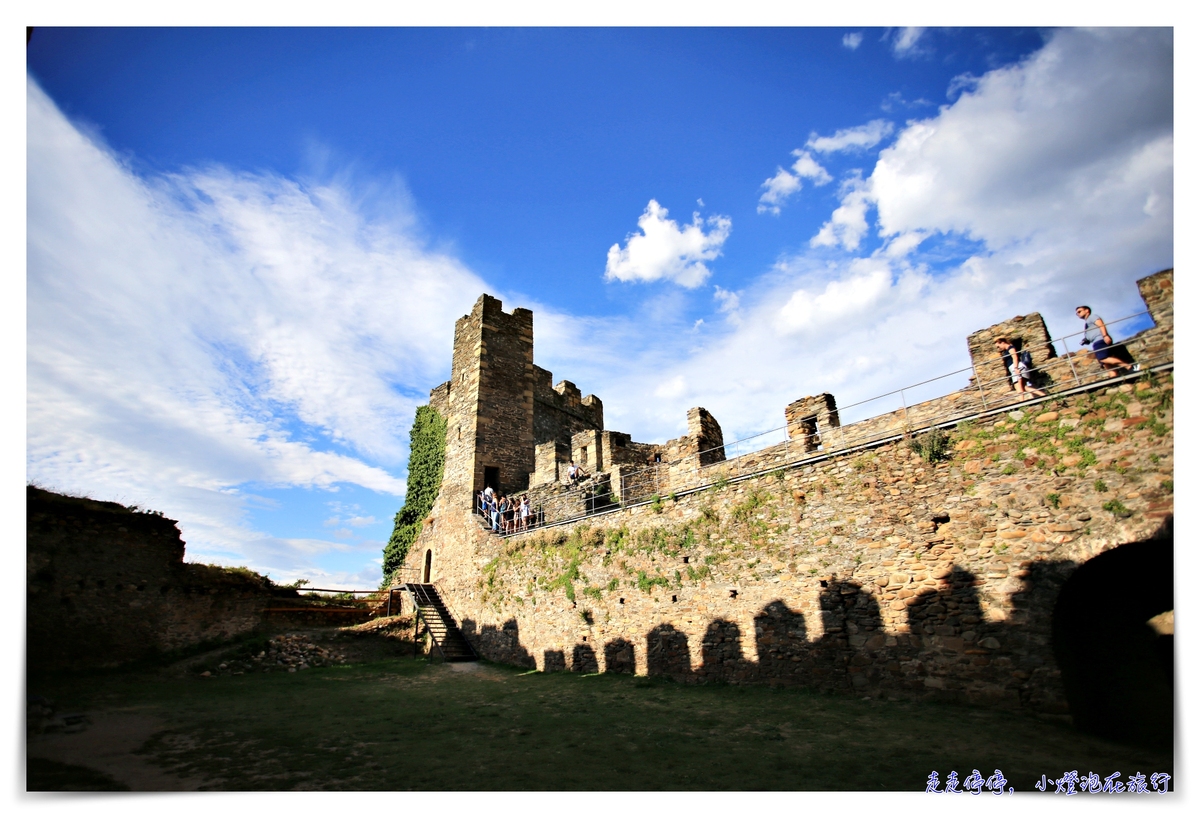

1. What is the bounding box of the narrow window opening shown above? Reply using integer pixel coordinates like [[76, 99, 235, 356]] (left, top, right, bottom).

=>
[[801, 415, 821, 450]]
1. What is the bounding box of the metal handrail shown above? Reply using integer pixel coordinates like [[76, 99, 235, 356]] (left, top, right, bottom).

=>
[[398, 581, 477, 661], [400, 582, 446, 661], [499, 307, 1170, 534], [515, 360, 1173, 536]]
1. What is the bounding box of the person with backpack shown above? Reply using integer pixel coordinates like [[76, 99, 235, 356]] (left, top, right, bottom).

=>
[[995, 337, 1046, 398]]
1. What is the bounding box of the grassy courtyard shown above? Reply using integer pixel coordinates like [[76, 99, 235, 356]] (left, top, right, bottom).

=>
[[27, 635, 1172, 792]]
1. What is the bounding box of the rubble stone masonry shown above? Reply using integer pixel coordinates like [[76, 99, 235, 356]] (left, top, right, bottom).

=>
[[406, 376, 1173, 711], [27, 488, 273, 671], [402, 269, 1173, 715]]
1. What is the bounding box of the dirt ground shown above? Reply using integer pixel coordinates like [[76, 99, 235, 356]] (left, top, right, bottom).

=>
[[26, 621, 416, 791]]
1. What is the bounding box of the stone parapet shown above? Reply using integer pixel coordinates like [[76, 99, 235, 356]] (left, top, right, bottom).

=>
[[967, 312, 1057, 396], [785, 393, 840, 452], [402, 376, 1174, 716]]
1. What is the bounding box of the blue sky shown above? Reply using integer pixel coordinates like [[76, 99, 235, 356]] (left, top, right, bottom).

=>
[[26, 27, 1174, 587]]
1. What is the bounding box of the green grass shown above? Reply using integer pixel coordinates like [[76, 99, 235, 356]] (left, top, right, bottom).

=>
[[27, 658, 1171, 791]]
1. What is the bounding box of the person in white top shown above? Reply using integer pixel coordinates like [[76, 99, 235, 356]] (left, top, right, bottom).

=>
[[567, 460, 587, 484]]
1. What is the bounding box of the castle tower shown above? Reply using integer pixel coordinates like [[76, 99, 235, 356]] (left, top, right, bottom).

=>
[[431, 295, 536, 505]]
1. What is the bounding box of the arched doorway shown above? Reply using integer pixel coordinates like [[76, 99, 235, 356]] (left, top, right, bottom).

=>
[[1052, 526, 1173, 748], [423, 549, 432, 583]]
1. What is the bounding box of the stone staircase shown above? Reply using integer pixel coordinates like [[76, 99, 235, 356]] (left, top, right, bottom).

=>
[[401, 583, 477, 662]]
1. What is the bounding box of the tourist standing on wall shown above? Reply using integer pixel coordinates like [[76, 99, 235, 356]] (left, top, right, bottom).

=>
[[995, 337, 1046, 398], [519, 496, 530, 531], [1076, 306, 1135, 377], [498, 495, 510, 534]]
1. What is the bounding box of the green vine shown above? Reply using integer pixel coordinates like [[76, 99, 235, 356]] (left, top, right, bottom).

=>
[[382, 405, 447, 583]]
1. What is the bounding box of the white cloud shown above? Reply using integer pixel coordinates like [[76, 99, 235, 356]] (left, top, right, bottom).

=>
[[892, 27, 927, 57], [810, 173, 872, 251], [882, 231, 927, 258], [757, 168, 802, 215], [756, 150, 832, 215], [26, 75, 490, 582], [713, 286, 740, 314], [871, 27, 1172, 254], [843, 32, 863, 50], [775, 265, 895, 336], [806, 119, 895, 154], [605, 200, 731, 287], [536, 28, 1173, 453]]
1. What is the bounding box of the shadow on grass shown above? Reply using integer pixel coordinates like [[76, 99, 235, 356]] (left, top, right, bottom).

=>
[[28, 654, 1172, 792]]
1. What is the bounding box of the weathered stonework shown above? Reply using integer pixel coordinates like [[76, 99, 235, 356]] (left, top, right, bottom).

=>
[[967, 313, 1058, 396], [402, 269, 1174, 717], [26, 488, 379, 672], [786, 393, 841, 452]]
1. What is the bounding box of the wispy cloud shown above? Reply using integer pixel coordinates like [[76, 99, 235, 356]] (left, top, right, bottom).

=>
[[810, 172, 873, 251], [27, 75, 489, 583], [604, 200, 731, 287], [891, 27, 927, 58], [756, 150, 832, 215], [842, 32, 863, 51], [806, 119, 895, 154]]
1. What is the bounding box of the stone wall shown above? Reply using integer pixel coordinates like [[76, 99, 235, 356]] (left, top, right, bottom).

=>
[[26, 487, 381, 673], [401, 268, 1173, 715], [786, 393, 840, 452], [967, 312, 1058, 397], [402, 366, 1173, 713], [531, 269, 1176, 514], [533, 367, 604, 449], [27, 488, 280, 671]]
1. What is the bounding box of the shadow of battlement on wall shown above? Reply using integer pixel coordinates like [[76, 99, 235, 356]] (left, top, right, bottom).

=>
[[462, 518, 1173, 749]]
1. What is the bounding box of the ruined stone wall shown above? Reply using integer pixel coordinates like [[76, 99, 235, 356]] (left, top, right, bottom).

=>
[[1136, 271, 1174, 363], [786, 393, 840, 452], [533, 366, 604, 449], [401, 374, 1173, 713], [967, 313, 1058, 397], [26, 488, 282, 671], [516, 271, 1176, 528], [532, 440, 570, 486], [26, 488, 375, 672]]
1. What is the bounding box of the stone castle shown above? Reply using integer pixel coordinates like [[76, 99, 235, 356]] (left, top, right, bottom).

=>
[[399, 269, 1174, 744]]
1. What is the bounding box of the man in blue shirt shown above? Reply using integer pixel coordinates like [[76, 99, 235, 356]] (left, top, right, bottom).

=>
[[1076, 306, 1134, 377]]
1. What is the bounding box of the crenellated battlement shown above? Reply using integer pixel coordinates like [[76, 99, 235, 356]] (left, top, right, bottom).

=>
[[401, 269, 1173, 735]]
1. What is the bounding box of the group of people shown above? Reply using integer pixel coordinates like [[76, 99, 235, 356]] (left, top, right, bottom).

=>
[[478, 486, 533, 534], [995, 305, 1138, 399]]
